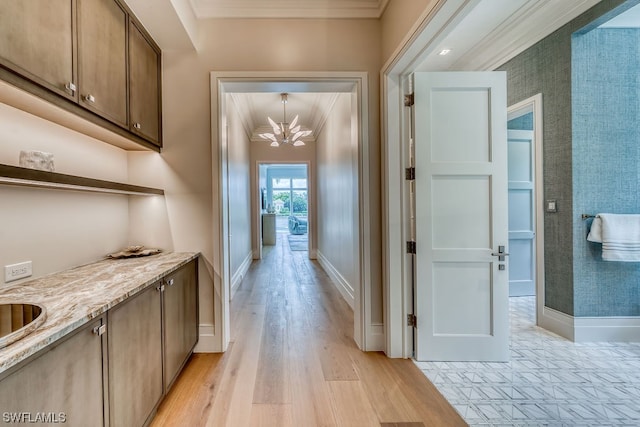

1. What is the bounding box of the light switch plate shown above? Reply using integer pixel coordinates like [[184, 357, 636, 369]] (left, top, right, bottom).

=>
[[546, 200, 557, 213]]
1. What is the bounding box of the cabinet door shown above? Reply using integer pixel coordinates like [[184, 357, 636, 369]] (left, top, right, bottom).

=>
[[77, 0, 128, 126], [129, 19, 161, 146], [0, 0, 77, 100], [163, 260, 198, 391], [108, 283, 163, 427], [0, 317, 106, 426]]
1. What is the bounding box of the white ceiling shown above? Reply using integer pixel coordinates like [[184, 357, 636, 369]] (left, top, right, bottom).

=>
[[188, 0, 390, 19], [231, 92, 339, 143], [600, 2, 640, 27]]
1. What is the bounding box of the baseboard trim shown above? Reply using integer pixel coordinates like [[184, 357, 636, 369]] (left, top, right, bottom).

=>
[[316, 250, 355, 309], [574, 316, 640, 342], [540, 306, 640, 342], [194, 323, 217, 353], [230, 251, 253, 299], [540, 306, 575, 341], [367, 323, 385, 351]]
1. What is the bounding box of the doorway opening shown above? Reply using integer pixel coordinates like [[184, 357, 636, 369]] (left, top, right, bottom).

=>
[[211, 72, 375, 353], [259, 163, 309, 255], [507, 94, 545, 327]]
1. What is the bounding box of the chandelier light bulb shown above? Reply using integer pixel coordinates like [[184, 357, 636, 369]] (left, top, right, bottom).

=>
[[259, 93, 312, 147]]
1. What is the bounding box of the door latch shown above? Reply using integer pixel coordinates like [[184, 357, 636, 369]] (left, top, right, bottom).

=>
[[491, 245, 509, 261]]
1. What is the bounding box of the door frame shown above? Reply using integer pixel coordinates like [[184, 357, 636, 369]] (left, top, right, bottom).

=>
[[508, 94, 545, 326], [211, 71, 372, 352], [382, 0, 492, 359], [381, 0, 552, 357]]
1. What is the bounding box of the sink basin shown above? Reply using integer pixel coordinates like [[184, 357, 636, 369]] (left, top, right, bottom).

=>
[[0, 303, 47, 349]]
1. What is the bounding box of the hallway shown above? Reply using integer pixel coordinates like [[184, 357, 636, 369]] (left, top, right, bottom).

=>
[[152, 234, 465, 426]]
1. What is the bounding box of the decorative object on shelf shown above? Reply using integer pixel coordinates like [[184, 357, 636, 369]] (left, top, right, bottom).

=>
[[19, 150, 55, 172], [107, 245, 162, 259], [259, 93, 312, 147]]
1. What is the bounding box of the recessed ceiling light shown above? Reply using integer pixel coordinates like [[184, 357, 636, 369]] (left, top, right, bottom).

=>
[[438, 49, 452, 56]]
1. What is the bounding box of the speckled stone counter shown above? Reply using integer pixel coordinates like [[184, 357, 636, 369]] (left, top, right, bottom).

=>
[[0, 252, 199, 375]]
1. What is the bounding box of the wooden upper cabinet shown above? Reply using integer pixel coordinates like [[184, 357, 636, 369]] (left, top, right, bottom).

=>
[[129, 19, 161, 146], [0, 0, 77, 101], [77, 0, 128, 127], [0, 0, 162, 150]]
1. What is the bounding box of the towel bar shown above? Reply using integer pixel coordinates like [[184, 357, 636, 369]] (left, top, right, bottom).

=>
[[582, 214, 596, 220]]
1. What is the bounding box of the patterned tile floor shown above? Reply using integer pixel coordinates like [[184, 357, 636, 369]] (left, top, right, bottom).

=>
[[414, 296, 640, 426]]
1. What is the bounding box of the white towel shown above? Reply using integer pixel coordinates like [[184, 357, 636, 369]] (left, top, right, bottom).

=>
[[586, 216, 602, 243], [591, 214, 640, 262]]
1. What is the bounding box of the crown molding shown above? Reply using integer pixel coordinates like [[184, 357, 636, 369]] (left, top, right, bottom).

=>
[[190, 0, 389, 19], [452, 0, 600, 71]]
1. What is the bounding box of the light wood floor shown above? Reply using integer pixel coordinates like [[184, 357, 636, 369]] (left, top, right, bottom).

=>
[[151, 234, 467, 427]]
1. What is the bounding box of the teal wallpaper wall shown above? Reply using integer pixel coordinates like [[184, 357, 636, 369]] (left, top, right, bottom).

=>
[[497, 0, 638, 317], [572, 27, 640, 316]]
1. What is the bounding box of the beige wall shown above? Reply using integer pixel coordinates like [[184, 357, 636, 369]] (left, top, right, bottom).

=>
[[226, 95, 252, 279], [0, 102, 133, 285], [316, 93, 358, 304], [381, 0, 438, 65]]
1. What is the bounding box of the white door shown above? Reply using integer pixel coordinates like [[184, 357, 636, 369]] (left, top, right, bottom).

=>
[[508, 129, 536, 296], [413, 72, 509, 362]]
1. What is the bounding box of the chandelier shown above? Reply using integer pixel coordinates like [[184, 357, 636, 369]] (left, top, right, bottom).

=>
[[259, 93, 312, 147]]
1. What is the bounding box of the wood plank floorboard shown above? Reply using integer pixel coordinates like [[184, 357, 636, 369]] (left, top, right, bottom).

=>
[[152, 233, 467, 427]]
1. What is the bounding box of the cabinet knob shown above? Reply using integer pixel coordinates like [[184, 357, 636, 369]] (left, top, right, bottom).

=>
[[156, 284, 165, 292], [92, 324, 106, 336], [166, 278, 174, 287], [133, 122, 142, 130], [65, 82, 76, 93], [84, 94, 96, 103]]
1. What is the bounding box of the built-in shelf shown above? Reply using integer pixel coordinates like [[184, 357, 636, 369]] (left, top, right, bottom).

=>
[[0, 164, 164, 196]]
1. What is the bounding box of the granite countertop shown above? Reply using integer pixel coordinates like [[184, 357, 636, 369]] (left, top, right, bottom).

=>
[[0, 251, 199, 375]]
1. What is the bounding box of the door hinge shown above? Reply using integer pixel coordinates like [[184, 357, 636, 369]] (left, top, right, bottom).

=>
[[407, 314, 417, 327], [406, 241, 416, 254], [404, 93, 414, 107], [405, 167, 415, 181]]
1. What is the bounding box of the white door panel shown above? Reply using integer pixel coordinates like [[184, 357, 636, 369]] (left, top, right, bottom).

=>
[[414, 71, 509, 362], [508, 130, 536, 297]]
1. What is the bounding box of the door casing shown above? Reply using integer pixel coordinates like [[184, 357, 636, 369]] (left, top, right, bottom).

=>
[[210, 71, 374, 352], [508, 94, 545, 326], [381, 1, 548, 358]]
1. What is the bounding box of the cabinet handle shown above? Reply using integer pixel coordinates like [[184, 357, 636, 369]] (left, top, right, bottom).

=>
[[133, 122, 142, 130], [166, 278, 174, 287], [65, 82, 77, 93], [156, 284, 165, 292], [84, 94, 96, 103], [92, 324, 106, 336]]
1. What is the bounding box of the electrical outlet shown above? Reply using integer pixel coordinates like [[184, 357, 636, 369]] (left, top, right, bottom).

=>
[[4, 261, 32, 282]]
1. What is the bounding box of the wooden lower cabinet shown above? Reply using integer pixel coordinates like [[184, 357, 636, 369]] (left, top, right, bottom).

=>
[[108, 258, 198, 426], [0, 258, 198, 427], [163, 260, 199, 392], [108, 282, 163, 427], [0, 316, 107, 426]]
